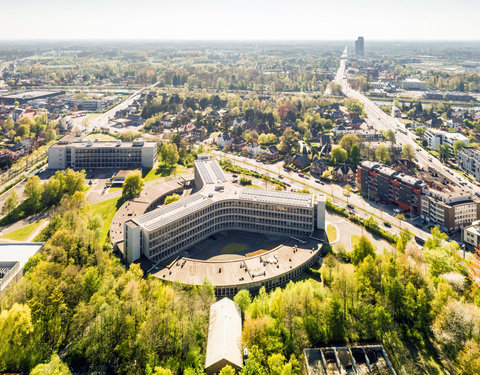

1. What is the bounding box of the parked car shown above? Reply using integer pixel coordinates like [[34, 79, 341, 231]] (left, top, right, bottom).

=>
[[298, 173, 304, 177], [278, 175, 284, 179], [315, 180, 321, 184], [347, 204, 354, 210], [384, 222, 391, 228]]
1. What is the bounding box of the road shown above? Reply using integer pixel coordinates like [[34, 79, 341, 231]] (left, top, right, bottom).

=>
[[213, 150, 430, 240], [334, 51, 479, 193]]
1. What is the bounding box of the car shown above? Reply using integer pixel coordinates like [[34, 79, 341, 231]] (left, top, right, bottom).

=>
[[284, 183, 291, 187], [278, 175, 284, 179], [304, 176, 310, 180], [347, 204, 354, 210], [320, 181, 325, 185], [393, 208, 401, 213], [232, 174, 238, 178], [428, 158, 432, 162], [384, 222, 392, 228], [315, 179, 321, 184], [298, 173, 304, 177], [88, 180, 93, 185], [232, 179, 238, 183]]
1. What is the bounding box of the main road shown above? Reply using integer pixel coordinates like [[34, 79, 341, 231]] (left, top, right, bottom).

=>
[[335, 51, 479, 193], [212, 150, 429, 240]]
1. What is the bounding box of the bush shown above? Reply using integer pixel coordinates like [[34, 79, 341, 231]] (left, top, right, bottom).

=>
[[240, 177, 252, 186]]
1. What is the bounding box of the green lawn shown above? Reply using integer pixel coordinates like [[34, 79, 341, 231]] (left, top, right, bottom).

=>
[[83, 185, 92, 193], [1, 220, 45, 241], [250, 184, 264, 189], [143, 164, 191, 182], [88, 197, 120, 245], [109, 187, 122, 193], [327, 224, 337, 242]]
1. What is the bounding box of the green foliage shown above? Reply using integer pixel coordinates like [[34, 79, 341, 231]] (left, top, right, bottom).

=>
[[30, 354, 71, 375], [121, 170, 144, 201], [331, 146, 347, 164], [351, 235, 376, 265], [164, 193, 181, 205], [240, 176, 252, 186]]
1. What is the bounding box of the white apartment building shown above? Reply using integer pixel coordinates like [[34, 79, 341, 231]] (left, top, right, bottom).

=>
[[458, 147, 480, 181], [123, 155, 326, 264], [464, 220, 480, 250], [48, 137, 158, 169], [424, 129, 469, 157]]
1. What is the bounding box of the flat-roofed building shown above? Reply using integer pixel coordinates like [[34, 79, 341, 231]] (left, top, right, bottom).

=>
[[205, 298, 242, 374], [458, 147, 480, 181], [421, 189, 480, 232], [402, 78, 427, 91], [124, 155, 325, 265], [357, 161, 425, 215], [0, 242, 44, 296], [0, 90, 65, 104], [463, 220, 480, 250], [48, 137, 157, 170]]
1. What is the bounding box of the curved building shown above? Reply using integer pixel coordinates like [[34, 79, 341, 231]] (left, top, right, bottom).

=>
[[123, 155, 325, 264]]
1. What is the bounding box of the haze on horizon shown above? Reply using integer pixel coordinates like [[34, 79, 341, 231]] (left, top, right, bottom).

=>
[[0, 0, 479, 41]]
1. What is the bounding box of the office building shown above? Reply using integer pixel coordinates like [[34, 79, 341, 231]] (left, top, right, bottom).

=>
[[458, 147, 480, 181], [124, 155, 325, 264], [355, 36, 364, 58], [402, 78, 427, 91], [357, 161, 425, 215], [48, 137, 158, 169], [421, 189, 480, 232], [425, 129, 469, 157]]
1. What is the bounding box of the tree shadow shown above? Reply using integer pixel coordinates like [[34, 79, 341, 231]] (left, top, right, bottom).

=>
[[143, 164, 177, 179]]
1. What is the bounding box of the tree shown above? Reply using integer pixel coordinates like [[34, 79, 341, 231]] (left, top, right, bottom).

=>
[[453, 140, 466, 159], [457, 339, 480, 375], [384, 129, 396, 144], [343, 185, 352, 204], [401, 144, 415, 162], [234, 289, 252, 314], [349, 143, 361, 167], [375, 144, 390, 163], [122, 171, 144, 200], [219, 365, 235, 375], [339, 134, 360, 155], [0, 303, 33, 371], [152, 366, 173, 375], [164, 193, 181, 205], [2, 189, 18, 216], [46, 128, 57, 142], [24, 175, 43, 213], [160, 143, 179, 166], [331, 146, 347, 165], [30, 354, 72, 375], [343, 98, 364, 114], [351, 235, 376, 265]]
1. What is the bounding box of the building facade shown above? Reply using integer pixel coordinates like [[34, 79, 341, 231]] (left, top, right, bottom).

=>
[[357, 161, 425, 215], [463, 220, 480, 250], [123, 156, 325, 264], [421, 190, 480, 232], [355, 36, 364, 58], [48, 138, 157, 169], [458, 147, 480, 181], [425, 129, 469, 157]]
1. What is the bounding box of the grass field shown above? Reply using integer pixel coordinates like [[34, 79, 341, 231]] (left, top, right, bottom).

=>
[[220, 242, 249, 254], [88, 197, 120, 245], [1, 220, 44, 241], [143, 164, 191, 182], [108, 187, 122, 193], [83, 185, 92, 193], [327, 224, 337, 242]]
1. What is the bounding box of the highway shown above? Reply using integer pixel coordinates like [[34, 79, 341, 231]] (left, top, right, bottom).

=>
[[335, 51, 479, 194], [212, 150, 430, 240]]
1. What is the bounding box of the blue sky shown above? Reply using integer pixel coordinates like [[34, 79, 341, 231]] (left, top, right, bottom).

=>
[[0, 0, 479, 40]]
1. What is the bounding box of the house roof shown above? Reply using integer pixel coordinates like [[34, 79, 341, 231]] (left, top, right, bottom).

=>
[[205, 298, 243, 371]]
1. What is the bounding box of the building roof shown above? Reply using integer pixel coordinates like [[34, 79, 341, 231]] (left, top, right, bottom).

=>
[[0, 242, 44, 291], [239, 188, 314, 208], [205, 298, 243, 371]]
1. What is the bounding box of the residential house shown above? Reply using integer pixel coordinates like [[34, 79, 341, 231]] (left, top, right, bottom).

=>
[[262, 145, 279, 160], [332, 164, 356, 182], [311, 159, 327, 176], [231, 138, 247, 152], [216, 133, 232, 149], [191, 126, 207, 142], [291, 154, 311, 170]]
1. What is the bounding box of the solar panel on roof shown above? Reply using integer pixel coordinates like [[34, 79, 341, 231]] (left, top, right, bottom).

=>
[[196, 161, 214, 184], [210, 161, 227, 182]]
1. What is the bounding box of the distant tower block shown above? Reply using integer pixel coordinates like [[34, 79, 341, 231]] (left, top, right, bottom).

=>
[[355, 36, 364, 58]]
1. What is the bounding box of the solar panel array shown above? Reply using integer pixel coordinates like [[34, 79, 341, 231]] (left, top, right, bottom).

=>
[[210, 160, 228, 182], [135, 194, 204, 225], [239, 188, 313, 207], [195, 161, 214, 184]]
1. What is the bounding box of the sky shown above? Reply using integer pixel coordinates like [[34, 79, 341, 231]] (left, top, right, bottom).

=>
[[0, 0, 479, 40]]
